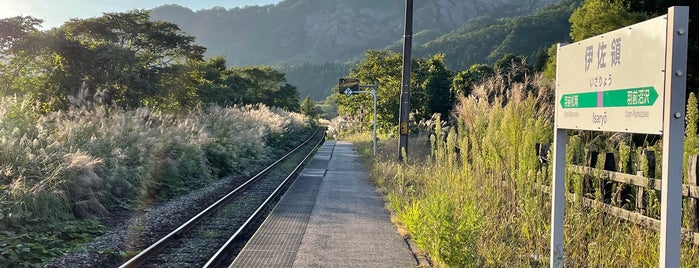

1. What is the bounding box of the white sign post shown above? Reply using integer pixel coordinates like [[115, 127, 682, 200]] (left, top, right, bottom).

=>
[[339, 78, 378, 155], [551, 6, 688, 267]]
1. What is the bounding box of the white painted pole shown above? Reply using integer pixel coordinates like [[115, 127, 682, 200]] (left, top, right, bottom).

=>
[[550, 128, 567, 267], [550, 43, 568, 268], [373, 83, 377, 156], [659, 6, 689, 268], [356, 83, 378, 156]]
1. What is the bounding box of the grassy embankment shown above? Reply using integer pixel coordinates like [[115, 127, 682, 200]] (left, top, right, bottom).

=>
[[0, 98, 311, 267], [347, 75, 699, 267]]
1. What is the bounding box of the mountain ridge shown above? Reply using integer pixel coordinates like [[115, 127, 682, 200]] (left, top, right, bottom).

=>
[[149, 0, 573, 100], [150, 0, 558, 67]]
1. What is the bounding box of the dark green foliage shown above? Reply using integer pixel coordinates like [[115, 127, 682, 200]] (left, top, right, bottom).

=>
[[0, 218, 105, 268], [203, 141, 238, 178], [150, 0, 557, 68], [336, 50, 402, 130], [189, 56, 244, 106], [300, 96, 319, 119], [274, 83, 302, 112], [623, 0, 699, 95], [569, 0, 646, 42], [416, 0, 580, 71], [452, 64, 494, 97], [565, 0, 699, 92], [420, 54, 454, 121], [151, 142, 213, 201], [188, 57, 302, 110], [0, 11, 303, 113], [145, 1, 575, 102], [336, 50, 457, 129], [494, 54, 530, 87], [0, 11, 206, 111], [233, 66, 301, 111], [531, 46, 551, 73]]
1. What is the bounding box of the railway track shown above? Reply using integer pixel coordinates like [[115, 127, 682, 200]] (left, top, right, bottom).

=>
[[119, 128, 325, 268]]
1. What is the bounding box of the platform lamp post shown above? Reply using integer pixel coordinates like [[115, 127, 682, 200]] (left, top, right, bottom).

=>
[[398, 0, 413, 161]]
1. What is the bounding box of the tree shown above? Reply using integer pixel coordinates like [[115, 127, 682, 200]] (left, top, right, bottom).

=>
[[335, 50, 458, 132], [531, 46, 550, 73], [192, 56, 243, 106], [0, 16, 43, 52], [0, 16, 49, 98], [542, 44, 558, 82], [452, 64, 494, 97], [0, 11, 207, 111], [274, 83, 301, 112], [61, 10, 205, 66], [622, 0, 699, 95], [231, 66, 300, 111], [319, 94, 339, 119], [421, 54, 454, 121], [339, 50, 403, 130], [0, 11, 305, 113], [300, 96, 318, 119], [494, 53, 530, 87], [57, 10, 206, 109], [567, 0, 698, 90], [569, 0, 646, 42]]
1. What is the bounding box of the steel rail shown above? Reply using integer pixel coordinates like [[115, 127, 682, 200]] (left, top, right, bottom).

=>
[[203, 129, 325, 267], [119, 128, 322, 268]]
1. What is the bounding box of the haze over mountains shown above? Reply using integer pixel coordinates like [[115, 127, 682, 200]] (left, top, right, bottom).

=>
[[150, 0, 574, 100]]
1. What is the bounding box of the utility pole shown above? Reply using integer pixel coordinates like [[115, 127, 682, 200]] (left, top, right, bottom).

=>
[[398, 0, 413, 161]]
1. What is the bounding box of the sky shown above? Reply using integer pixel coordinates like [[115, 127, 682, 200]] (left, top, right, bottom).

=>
[[0, 0, 283, 29]]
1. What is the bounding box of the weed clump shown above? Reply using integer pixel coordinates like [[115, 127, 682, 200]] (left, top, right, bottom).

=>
[[366, 74, 699, 266], [0, 99, 311, 266]]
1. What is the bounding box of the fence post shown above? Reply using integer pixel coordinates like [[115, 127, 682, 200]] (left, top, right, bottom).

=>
[[535, 143, 550, 171], [602, 153, 616, 203], [615, 151, 633, 207], [636, 150, 656, 215], [584, 151, 599, 198], [689, 155, 699, 231]]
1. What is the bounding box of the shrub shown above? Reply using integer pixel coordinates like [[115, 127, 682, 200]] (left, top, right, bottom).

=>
[[368, 73, 699, 266], [0, 97, 311, 267]]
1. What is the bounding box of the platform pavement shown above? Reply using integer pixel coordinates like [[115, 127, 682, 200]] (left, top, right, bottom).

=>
[[231, 140, 416, 267]]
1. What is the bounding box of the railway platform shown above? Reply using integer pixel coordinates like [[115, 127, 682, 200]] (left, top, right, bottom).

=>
[[231, 140, 417, 267]]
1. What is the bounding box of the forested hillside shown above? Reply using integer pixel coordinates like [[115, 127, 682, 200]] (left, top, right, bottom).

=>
[[415, 0, 580, 70], [280, 62, 349, 101], [149, 0, 561, 100], [150, 0, 558, 66]]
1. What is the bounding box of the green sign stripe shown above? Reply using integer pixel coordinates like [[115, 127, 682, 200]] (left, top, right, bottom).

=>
[[559, 92, 598, 108], [560, 86, 658, 109], [603, 86, 658, 107]]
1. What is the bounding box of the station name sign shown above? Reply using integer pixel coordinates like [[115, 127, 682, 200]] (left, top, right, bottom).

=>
[[555, 15, 668, 134]]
